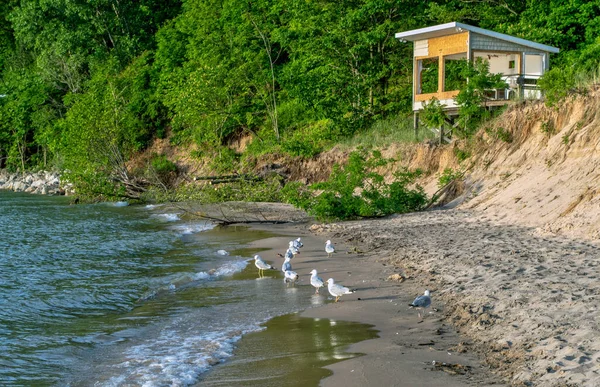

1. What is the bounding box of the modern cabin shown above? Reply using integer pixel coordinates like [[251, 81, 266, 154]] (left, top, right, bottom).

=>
[[395, 22, 560, 114]]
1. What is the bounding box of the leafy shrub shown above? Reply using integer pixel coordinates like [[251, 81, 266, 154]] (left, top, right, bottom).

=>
[[437, 168, 463, 189], [280, 181, 313, 208], [149, 153, 178, 188], [280, 119, 335, 158], [455, 58, 506, 137], [538, 66, 577, 107], [151, 154, 177, 173], [420, 98, 447, 129], [283, 149, 427, 221]]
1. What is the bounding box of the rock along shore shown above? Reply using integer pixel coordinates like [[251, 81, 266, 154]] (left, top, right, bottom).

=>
[[0, 169, 70, 195]]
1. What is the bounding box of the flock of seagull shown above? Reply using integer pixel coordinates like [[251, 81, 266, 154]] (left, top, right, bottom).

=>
[[252, 237, 431, 318]]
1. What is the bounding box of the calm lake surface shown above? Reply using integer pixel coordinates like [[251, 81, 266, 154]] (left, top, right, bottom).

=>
[[0, 191, 374, 386]]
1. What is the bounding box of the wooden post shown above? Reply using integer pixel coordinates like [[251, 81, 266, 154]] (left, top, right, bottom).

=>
[[439, 125, 444, 145], [413, 112, 419, 139]]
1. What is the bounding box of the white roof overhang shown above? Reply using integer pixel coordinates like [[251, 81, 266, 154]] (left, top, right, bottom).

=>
[[395, 22, 559, 54]]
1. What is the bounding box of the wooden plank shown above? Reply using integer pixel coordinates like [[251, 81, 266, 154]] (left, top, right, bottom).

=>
[[415, 90, 459, 102]]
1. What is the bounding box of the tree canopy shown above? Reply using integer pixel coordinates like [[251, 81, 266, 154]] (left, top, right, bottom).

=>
[[0, 0, 597, 196]]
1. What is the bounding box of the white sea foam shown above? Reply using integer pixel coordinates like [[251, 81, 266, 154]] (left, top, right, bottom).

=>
[[138, 260, 248, 302], [113, 201, 129, 207], [144, 204, 162, 210], [169, 222, 215, 234], [153, 213, 181, 222], [216, 249, 229, 256], [102, 325, 264, 387]]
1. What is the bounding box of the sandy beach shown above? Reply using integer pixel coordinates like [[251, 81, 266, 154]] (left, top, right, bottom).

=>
[[204, 205, 599, 386]]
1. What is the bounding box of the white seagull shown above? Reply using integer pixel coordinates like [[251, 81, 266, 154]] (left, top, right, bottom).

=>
[[409, 290, 432, 320], [325, 240, 335, 257], [253, 254, 274, 276], [293, 237, 303, 249], [284, 270, 299, 283], [326, 278, 354, 302], [281, 256, 292, 272], [288, 241, 300, 256], [309, 269, 325, 294]]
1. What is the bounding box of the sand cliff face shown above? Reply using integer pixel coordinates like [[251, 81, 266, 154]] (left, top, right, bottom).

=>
[[458, 92, 600, 240], [381, 91, 600, 241]]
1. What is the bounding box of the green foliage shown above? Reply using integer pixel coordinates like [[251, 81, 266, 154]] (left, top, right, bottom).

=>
[[280, 119, 335, 158], [2, 0, 600, 198], [538, 66, 578, 107], [495, 127, 513, 143], [284, 149, 427, 221], [420, 98, 447, 129], [340, 114, 436, 149], [455, 58, 506, 137], [541, 120, 555, 136], [453, 147, 471, 163], [280, 181, 313, 209], [437, 168, 463, 189], [151, 176, 285, 203]]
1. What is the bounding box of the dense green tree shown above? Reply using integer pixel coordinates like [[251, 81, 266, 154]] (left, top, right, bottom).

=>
[[1, 0, 599, 197]]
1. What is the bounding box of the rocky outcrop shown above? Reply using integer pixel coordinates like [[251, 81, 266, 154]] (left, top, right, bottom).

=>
[[0, 170, 72, 195]]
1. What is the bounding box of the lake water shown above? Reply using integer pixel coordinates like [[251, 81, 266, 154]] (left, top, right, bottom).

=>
[[0, 191, 375, 386]]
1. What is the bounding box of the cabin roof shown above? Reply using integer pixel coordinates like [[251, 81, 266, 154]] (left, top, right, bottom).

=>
[[395, 22, 559, 54]]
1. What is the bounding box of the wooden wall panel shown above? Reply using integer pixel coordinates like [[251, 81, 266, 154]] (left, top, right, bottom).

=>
[[415, 32, 468, 60]]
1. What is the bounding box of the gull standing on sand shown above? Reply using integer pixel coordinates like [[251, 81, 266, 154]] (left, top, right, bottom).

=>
[[277, 248, 294, 260], [281, 256, 292, 272], [293, 238, 303, 249], [326, 278, 354, 302], [254, 254, 275, 276], [288, 241, 300, 256], [325, 240, 335, 257], [409, 290, 431, 320], [284, 270, 299, 284], [309, 269, 325, 294]]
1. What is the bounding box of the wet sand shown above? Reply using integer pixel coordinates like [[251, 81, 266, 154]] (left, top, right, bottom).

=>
[[305, 210, 600, 386], [199, 219, 504, 386], [199, 314, 378, 386], [200, 206, 600, 386]]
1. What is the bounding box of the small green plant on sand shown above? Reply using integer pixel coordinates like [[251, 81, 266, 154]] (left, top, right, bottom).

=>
[[496, 127, 513, 143], [437, 168, 464, 189], [541, 120, 555, 136], [453, 147, 471, 163]]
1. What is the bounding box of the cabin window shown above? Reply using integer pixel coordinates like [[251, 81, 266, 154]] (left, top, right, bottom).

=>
[[418, 57, 439, 94], [509, 60, 516, 69], [443, 54, 468, 92]]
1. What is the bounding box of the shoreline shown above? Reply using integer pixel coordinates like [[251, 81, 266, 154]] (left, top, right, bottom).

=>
[[204, 204, 600, 386], [306, 209, 599, 386], [0, 169, 68, 195], [202, 220, 503, 386]]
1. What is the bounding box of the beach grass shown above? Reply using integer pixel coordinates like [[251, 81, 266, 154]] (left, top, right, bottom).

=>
[[340, 114, 437, 149]]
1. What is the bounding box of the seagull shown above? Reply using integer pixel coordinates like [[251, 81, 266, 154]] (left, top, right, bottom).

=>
[[325, 240, 335, 257], [288, 241, 300, 256], [310, 269, 325, 294], [254, 254, 275, 276], [281, 256, 292, 272], [293, 237, 303, 249], [326, 278, 354, 302], [409, 290, 432, 320], [284, 270, 299, 283]]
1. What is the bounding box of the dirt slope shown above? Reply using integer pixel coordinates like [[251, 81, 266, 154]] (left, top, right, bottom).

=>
[[456, 91, 600, 240]]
